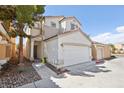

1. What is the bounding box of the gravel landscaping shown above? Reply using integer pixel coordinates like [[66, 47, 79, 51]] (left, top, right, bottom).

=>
[[0, 61, 41, 88]]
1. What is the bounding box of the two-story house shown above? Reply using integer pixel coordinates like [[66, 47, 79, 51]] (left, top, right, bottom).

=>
[[25, 16, 92, 69]]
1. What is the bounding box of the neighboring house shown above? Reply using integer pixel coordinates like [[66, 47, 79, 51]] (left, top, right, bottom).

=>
[[0, 21, 16, 63], [114, 44, 124, 54], [92, 42, 111, 60], [26, 16, 92, 68]]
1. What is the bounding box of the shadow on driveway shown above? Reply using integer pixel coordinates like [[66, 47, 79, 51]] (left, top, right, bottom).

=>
[[85, 65, 111, 73], [66, 64, 111, 77]]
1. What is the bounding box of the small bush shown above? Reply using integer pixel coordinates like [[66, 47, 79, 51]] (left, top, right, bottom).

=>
[[41, 57, 47, 64]]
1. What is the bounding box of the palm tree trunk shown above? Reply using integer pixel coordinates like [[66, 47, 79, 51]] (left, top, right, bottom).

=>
[[19, 36, 23, 63], [18, 24, 24, 64]]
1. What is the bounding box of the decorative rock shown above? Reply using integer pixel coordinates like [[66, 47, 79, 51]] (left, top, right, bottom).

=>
[[0, 62, 41, 88], [0, 60, 7, 65]]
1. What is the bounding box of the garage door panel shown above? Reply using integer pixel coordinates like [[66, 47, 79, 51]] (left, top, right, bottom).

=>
[[63, 45, 91, 66], [97, 47, 104, 60]]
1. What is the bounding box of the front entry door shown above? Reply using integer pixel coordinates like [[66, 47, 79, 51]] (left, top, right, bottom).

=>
[[34, 45, 37, 59]]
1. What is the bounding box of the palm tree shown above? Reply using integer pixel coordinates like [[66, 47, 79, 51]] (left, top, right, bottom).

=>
[[0, 5, 45, 64]]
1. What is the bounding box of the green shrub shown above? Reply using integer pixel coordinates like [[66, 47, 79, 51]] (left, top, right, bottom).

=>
[[41, 57, 47, 64]]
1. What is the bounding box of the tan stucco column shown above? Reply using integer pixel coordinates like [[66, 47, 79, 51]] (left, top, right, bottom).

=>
[[30, 40, 34, 60]]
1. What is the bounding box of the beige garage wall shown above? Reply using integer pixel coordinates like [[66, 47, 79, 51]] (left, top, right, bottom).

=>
[[92, 44, 111, 60], [0, 44, 6, 59], [0, 44, 16, 59], [104, 45, 111, 58], [92, 45, 97, 60]]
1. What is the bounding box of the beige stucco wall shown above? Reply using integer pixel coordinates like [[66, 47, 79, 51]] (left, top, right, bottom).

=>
[[43, 25, 59, 39], [44, 37, 58, 67], [11, 43, 16, 57], [0, 34, 15, 60], [92, 44, 111, 60], [59, 31, 91, 46], [24, 38, 31, 59], [31, 28, 41, 36], [104, 45, 111, 58], [92, 45, 97, 60], [0, 44, 6, 59], [0, 44, 13, 59], [23, 47, 26, 58], [0, 22, 16, 60], [43, 16, 82, 40], [30, 21, 41, 36], [44, 17, 61, 29]]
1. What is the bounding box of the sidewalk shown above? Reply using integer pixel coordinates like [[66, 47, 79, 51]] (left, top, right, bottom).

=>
[[19, 79, 59, 88], [19, 61, 95, 88], [19, 63, 61, 88]]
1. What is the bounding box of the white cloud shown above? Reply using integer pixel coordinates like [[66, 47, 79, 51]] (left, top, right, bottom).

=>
[[91, 32, 124, 44], [91, 33, 111, 43], [91, 26, 124, 44], [116, 26, 124, 33]]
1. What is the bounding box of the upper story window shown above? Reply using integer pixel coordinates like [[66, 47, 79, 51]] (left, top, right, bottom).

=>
[[51, 22, 56, 28], [71, 23, 76, 30], [70, 23, 79, 30]]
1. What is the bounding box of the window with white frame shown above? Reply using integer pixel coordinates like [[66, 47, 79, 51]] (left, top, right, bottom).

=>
[[51, 22, 56, 28], [71, 23, 76, 30]]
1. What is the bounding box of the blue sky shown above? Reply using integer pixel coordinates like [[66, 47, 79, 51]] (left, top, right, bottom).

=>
[[44, 5, 124, 44], [17, 5, 124, 44]]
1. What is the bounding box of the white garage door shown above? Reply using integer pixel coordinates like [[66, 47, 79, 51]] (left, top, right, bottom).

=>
[[63, 45, 91, 66], [97, 47, 104, 60]]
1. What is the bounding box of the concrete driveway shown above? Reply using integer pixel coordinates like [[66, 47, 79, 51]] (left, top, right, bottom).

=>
[[51, 57, 124, 88], [19, 57, 124, 88]]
